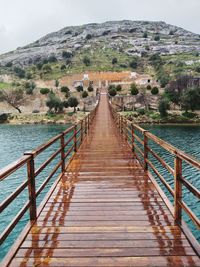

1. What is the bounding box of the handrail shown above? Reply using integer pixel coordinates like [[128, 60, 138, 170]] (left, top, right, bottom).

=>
[[110, 104, 200, 252], [0, 101, 99, 250]]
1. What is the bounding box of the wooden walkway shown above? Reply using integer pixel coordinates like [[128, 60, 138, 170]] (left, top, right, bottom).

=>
[[7, 92, 200, 266]]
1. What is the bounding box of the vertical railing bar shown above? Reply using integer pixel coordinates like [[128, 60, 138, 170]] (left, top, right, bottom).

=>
[[74, 124, 77, 152], [24, 151, 36, 221], [60, 133, 65, 173], [174, 154, 182, 225]]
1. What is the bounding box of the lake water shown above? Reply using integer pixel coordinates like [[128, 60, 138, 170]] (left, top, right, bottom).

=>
[[0, 124, 200, 261]]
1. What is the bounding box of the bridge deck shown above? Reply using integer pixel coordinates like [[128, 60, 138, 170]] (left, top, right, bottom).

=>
[[8, 92, 200, 266]]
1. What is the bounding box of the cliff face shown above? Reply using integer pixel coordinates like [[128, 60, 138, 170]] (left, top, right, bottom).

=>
[[0, 20, 199, 66]]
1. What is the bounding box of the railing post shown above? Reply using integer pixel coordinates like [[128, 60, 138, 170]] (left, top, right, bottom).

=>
[[24, 151, 36, 221], [74, 124, 77, 152], [174, 154, 182, 225], [143, 131, 148, 171], [60, 133, 65, 173], [81, 120, 83, 143], [85, 117, 87, 135], [87, 115, 90, 131], [125, 120, 128, 141], [131, 124, 134, 152], [121, 117, 124, 134]]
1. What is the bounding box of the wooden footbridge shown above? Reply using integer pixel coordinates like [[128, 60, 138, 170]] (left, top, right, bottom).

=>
[[0, 89, 200, 266]]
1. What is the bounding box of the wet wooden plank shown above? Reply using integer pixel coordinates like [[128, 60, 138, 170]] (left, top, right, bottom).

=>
[[7, 90, 200, 267]]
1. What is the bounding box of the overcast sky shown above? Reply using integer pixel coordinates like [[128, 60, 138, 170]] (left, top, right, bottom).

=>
[[0, 0, 199, 54]]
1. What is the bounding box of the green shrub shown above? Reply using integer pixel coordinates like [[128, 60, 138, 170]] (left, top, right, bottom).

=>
[[158, 99, 169, 117], [116, 85, 122, 91], [108, 88, 117, 96], [83, 56, 91, 66], [112, 58, 118, 64], [60, 86, 70, 93], [138, 109, 145, 115], [154, 33, 160, 41], [151, 87, 159, 95], [146, 85, 151, 90], [68, 97, 79, 112], [143, 32, 148, 38], [82, 91, 88, 98], [14, 66, 25, 78], [60, 64, 66, 71], [76, 85, 83, 92], [62, 51, 72, 58], [130, 84, 139, 95], [40, 88, 50, 95], [129, 58, 138, 69], [182, 111, 196, 118], [87, 86, 94, 92]]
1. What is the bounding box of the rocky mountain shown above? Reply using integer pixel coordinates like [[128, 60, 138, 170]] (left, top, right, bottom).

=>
[[0, 20, 200, 66]]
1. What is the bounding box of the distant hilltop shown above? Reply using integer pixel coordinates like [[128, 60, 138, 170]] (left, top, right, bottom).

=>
[[0, 20, 200, 66]]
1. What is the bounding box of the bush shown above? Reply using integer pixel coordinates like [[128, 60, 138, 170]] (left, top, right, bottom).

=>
[[130, 84, 139, 95], [40, 88, 50, 95], [83, 56, 91, 66], [158, 99, 169, 117], [112, 58, 118, 65], [151, 87, 159, 95], [14, 67, 25, 78], [55, 79, 59, 88], [138, 109, 145, 115], [116, 85, 122, 91], [48, 55, 57, 63], [146, 85, 151, 90], [32, 109, 40, 113], [82, 91, 88, 98], [60, 86, 70, 93], [182, 111, 196, 118], [143, 31, 148, 38], [87, 86, 94, 92], [129, 58, 138, 69], [24, 81, 36, 95], [86, 34, 92, 40], [42, 64, 52, 74], [108, 88, 117, 97], [63, 100, 69, 108], [62, 51, 72, 59], [154, 33, 160, 41], [5, 62, 13, 67], [76, 85, 83, 92], [60, 64, 66, 71], [68, 97, 79, 112], [25, 72, 33, 80]]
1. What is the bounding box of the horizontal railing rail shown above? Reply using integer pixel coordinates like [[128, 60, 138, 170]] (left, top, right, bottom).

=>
[[110, 104, 200, 254], [0, 102, 98, 248]]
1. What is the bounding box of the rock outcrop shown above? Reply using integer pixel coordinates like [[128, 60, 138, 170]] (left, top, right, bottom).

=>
[[0, 20, 199, 66]]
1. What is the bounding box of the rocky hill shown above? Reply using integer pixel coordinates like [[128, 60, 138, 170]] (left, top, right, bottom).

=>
[[0, 20, 200, 66]]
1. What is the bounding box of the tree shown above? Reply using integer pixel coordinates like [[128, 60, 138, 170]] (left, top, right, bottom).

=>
[[129, 58, 138, 69], [154, 33, 160, 41], [143, 31, 148, 38], [180, 87, 200, 111], [48, 55, 57, 63], [158, 99, 170, 117], [151, 87, 159, 95], [0, 88, 24, 113], [60, 86, 70, 93], [116, 85, 122, 91], [87, 85, 94, 92], [108, 88, 117, 97], [40, 88, 50, 95], [76, 85, 83, 92], [86, 34, 92, 40], [55, 79, 59, 88], [146, 85, 151, 90], [130, 84, 139, 95], [82, 91, 88, 98], [68, 97, 79, 112], [46, 91, 63, 113], [112, 58, 118, 65], [83, 56, 91, 66]]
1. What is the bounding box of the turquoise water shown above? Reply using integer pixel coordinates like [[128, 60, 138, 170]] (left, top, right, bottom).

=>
[[140, 125, 200, 243], [0, 124, 68, 261], [0, 124, 200, 261]]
